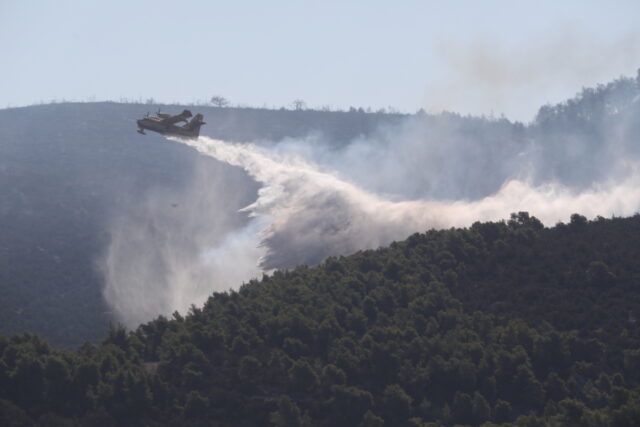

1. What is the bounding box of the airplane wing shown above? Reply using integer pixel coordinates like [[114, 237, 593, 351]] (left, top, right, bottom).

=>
[[154, 115, 187, 126], [158, 110, 191, 126]]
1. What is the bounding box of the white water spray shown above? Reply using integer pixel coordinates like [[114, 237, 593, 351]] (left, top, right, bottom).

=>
[[102, 126, 640, 328], [177, 136, 640, 269]]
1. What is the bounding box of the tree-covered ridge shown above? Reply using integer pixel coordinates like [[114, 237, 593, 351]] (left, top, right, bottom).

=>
[[2, 72, 640, 348], [0, 101, 401, 348], [2, 214, 640, 426]]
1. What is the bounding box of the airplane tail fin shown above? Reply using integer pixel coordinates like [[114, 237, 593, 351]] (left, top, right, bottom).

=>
[[184, 114, 206, 137]]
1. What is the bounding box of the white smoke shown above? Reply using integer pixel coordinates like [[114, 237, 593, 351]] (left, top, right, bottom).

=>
[[177, 136, 640, 270], [102, 83, 640, 327]]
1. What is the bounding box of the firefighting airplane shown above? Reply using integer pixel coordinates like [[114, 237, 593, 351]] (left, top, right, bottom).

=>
[[136, 109, 205, 138]]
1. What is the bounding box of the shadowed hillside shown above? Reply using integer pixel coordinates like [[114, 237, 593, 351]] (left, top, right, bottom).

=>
[[0, 103, 401, 348], [1, 72, 639, 348], [1, 215, 639, 426]]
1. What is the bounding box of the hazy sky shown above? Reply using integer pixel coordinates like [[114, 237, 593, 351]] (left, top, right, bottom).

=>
[[2, 0, 639, 121]]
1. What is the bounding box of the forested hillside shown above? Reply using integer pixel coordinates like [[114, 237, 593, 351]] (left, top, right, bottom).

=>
[[1, 72, 639, 350], [0, 103, 401, 348], [1, 215, 639, 426]]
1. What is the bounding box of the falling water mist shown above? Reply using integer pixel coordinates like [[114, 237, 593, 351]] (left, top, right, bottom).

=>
[[101, 74, 640, 328]]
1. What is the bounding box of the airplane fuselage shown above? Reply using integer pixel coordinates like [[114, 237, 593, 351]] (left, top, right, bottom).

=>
[[136, 110, 205, 138]]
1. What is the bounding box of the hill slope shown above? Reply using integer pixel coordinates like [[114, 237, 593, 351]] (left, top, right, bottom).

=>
[[0, 103, 400, 348], [1, 215, 639, 426], [1, 71, 639, 349]]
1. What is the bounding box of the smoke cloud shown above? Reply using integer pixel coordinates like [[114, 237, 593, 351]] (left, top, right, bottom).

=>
[[177, 136, 640, 272], [102, 74, 640, 328], [427, 30, 640, 122]]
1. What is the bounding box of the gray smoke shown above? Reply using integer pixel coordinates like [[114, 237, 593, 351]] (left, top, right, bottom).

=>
[[102, 73, 640, 327], [427, 30, 640, 122], [179, 136, 640, 272]]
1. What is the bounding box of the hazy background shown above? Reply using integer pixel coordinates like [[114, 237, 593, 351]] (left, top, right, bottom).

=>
[[2, 0, 640, 121]]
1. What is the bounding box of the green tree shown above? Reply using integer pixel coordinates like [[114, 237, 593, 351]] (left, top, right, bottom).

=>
[[184, 390, 208, 418], [493, 399, 512, 423], [544, 372, 568, 401], [12, 356, 45, 409], [383, 384, 413, 424], [270, 396, 304, 427], [586, 261, 616, 287], [210, 95, 229, 107], [452, 392, 473, 425], [327, 385, 373, 426], [238, 356, 263, 385], [288, 360, 318, 392], [472, 391, 491, 424], [321, 364, 346, 389], [359, 410, 384, 427], [43, 356, 72, 413]]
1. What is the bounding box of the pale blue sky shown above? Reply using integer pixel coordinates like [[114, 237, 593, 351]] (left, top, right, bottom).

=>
[[2, 0, 639, 121]]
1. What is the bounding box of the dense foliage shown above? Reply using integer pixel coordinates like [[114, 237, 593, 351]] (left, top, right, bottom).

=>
[[1, 214, 640, 426]]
